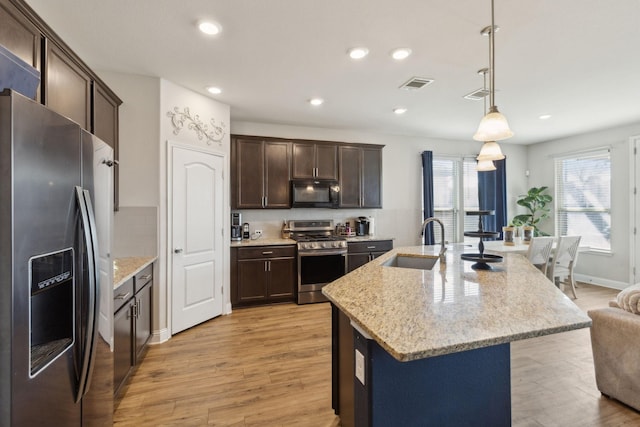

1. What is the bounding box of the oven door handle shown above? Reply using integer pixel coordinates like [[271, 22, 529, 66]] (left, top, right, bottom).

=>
[[297, 250, 348, 256]]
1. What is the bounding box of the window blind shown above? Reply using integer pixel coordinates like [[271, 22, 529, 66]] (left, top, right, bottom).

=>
[[554, 148, 611, 250], [432, 157, 480, 243]]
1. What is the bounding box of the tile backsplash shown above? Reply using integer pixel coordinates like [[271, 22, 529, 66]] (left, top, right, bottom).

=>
[[113, 206, 158, 257], [235, 208, 421, 247]]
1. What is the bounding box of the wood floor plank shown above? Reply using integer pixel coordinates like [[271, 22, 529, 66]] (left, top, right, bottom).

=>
[[114, 284, 640, 426]]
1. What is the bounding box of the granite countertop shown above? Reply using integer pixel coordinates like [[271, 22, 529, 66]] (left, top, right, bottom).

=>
[[113, 256, 157, 288], [322, 244, 591, 362], [230, 237, 296, 247]]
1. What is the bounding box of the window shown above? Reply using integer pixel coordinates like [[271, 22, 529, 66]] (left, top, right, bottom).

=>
[[554, 148, 611, 251], [432, 157, 479, 243]]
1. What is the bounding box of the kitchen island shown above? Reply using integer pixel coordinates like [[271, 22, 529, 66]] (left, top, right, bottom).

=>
[[322, 244, 591, 427]]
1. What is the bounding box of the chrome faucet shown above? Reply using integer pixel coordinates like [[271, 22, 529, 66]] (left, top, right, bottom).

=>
[[420, 217, 447, 263]]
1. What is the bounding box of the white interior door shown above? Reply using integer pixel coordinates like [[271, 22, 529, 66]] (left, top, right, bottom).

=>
[[171, 145, 224, 334]]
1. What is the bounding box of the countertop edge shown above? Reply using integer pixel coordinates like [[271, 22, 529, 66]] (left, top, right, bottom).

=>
[[230, 238, 295, 247], [229, 236, 395, 247], [323, 245, 592, 362], [113, 256, 157, 289]]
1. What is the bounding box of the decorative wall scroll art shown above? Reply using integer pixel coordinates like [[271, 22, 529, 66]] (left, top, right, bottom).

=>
[[167, 106, 226, 145]]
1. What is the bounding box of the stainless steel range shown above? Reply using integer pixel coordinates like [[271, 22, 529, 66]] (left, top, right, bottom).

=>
[[289, 219, 347, 304]]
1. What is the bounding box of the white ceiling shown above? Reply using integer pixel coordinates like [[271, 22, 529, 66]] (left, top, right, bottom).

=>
[[25, 0, 640, 145]]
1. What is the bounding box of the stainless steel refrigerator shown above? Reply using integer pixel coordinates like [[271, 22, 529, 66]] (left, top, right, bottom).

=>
[[0, 90, 114, 426]]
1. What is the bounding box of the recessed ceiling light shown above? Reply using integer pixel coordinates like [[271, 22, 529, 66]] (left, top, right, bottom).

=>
[[393, 107, 407, 115], [206, 86, 222, 95], [198, 21, 221, 35], [309, 98, 324, 106], [391, 48, 412, 60], [347, 47, 369, 60], [539, 114, 552, 120]]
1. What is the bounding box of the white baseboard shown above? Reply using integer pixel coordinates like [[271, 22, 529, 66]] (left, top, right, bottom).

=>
[[149, 327, 171, 345], [575, 273, 629, 291]]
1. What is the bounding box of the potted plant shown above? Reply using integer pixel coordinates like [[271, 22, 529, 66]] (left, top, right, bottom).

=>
[[512, 186, 553, 237]]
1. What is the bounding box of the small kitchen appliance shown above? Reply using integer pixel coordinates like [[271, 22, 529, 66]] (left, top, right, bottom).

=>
[[231, 212, 242, 241], [356, 217, 370, 236], [242, 223, 250, 239], [290, 179, 340, 208]]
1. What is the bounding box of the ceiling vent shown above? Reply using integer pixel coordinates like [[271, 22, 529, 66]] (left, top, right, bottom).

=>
[[399, 77, 434, 90], [463, 88, 491, 100]]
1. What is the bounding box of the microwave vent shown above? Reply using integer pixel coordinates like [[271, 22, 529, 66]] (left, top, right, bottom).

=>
[[399, 77, 434, 90]]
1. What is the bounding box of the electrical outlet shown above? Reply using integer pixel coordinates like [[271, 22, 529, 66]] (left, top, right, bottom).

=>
[[355, 349, 365, 385], [255, 229, 263, 236]]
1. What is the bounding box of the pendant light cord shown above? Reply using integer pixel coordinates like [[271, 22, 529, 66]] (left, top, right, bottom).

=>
[[489, 0, 496, 109]]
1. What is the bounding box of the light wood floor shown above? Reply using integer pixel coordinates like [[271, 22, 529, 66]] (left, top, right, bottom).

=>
[[114, 284, 640, 426]]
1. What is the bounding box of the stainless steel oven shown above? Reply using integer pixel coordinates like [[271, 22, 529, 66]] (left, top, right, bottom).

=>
[[289, 220, 347, 304]]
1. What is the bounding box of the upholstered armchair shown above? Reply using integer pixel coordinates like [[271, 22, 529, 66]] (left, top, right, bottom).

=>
[[588, 285, 640, 411]]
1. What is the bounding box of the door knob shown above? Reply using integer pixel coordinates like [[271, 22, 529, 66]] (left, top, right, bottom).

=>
[[174, 248, 183, 253]]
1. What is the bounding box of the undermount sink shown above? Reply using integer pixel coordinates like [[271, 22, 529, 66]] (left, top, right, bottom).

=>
[[382, 254, 439, 271]]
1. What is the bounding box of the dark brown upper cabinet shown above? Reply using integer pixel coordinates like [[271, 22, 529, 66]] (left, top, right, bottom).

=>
[[93, 82, 120, 210], [1, 0, 122, 209], [0, 3, 40, 66], [232, 136, 291, 209], [0, 0, 41, 100], [292, 141, 337, 180], [339, 145, 383, 208], [44, 41, 91, 130]]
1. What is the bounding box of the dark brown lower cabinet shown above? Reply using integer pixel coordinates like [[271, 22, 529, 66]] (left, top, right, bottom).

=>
[[113, 264, 153, 399], [346, 240, 393, 273], [113, 278, 134, 397], [231, 245, 296, 307], [333, 305, 355, 427]]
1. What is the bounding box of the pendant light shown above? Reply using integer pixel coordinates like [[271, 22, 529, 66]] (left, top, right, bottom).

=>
[[473, 0, 513, 143], [477, 159, 497, 171], [475, 69, 504, 170]]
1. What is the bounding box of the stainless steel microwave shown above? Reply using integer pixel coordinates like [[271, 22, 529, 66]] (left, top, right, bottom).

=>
[[291, 179, 340, 208]]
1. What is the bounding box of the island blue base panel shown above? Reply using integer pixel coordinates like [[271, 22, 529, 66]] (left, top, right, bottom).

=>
[[353, 330, 511, 427]]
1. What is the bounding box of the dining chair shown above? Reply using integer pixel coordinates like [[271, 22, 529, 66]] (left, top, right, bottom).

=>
[[526, 237, 554, 276], [547, 236, 581, 298]]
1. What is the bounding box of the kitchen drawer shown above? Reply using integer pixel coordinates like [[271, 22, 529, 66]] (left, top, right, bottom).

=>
[[113, 277, 134, 312], [348, 240, 393, 254], [237, 245, 295, 260], [135, 264, 153, 293]]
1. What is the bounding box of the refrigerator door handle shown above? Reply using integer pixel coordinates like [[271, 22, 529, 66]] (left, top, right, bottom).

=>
[[75, 186, 100, 402]]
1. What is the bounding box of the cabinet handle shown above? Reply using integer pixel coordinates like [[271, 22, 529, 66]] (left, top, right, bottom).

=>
[[136, 299, 141, 319], [131, 302, 137, 319], [367, 246, 376, 249], [115, 291, 131, 300], [268, 261, 271, 272], [265, 261, 268, 272], [139, 274, 152, 281], [262, 251, 273, 255]]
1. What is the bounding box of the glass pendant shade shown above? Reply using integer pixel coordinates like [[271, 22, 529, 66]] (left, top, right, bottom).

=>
[[473, 105, 514, 142], [476, 141, 505, 161], [477, 159, 496, 171]]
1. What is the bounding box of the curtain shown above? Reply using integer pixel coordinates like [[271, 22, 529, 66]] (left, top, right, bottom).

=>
[[421, 151, 435, 245], [478, 158, 507, 239]]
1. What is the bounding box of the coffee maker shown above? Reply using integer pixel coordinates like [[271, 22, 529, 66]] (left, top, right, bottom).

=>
[[355, 216, 369, 236], [231, 212, 242, 241]]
